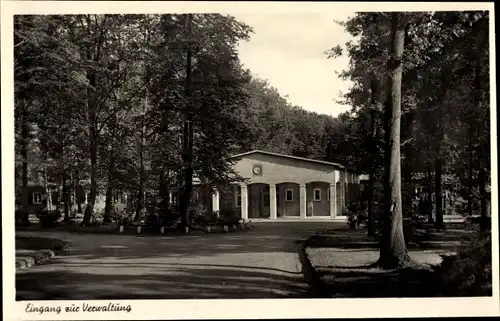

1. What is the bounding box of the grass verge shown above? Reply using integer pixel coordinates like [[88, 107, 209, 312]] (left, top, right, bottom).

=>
[[16, 236, 68, 253], [302, 227, 486, 298]]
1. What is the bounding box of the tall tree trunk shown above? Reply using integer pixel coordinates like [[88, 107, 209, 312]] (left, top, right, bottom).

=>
[[159, 104, 171, 218], [134, 152, 145, 223], [366, 108, 377, 236], [20, 101, 30, 225], [135, 159, 145, 222], [472, 28, 488, 232], [83, 132, 98, 226], [82, 18, 104, 226], [134, 90, 148, 222], [179, 14, 194, 229], [433, 64, 454, 231], [402, 110, 414, 242], [467, 129, 474, 217], [76, 171, 82, 213], [159, 170, 170, 217], [104, 183, 114, 219], [434, 158, 444, 230], [367, 74, 380, 237], [426, 161, 434, 223], [62, 172, 70, 221], [478, 157, 488, 232], [70, 172, 75, 215], [82, 69, 98, 226], [104, 122, 116, 221], [43, 166, 53, 211], [377, 13, 410, 269]]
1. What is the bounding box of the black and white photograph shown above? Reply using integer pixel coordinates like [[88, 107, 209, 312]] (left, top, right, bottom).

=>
[[2, 1, 498, 319]]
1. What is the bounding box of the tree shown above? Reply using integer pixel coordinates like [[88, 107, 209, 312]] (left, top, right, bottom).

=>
[[367, 73, 382, 236], [377, 13, 411, 268]]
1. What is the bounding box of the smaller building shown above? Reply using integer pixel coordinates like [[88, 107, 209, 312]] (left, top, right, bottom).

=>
[[17, 184, 60, 214]]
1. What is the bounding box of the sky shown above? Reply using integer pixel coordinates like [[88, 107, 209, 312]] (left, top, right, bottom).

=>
[[232, 12, 356, 117]]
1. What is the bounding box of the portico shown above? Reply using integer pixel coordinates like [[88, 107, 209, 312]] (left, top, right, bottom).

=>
[[211, 150, 361, 221]]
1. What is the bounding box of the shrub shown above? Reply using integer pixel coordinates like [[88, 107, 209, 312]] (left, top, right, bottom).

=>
[[346, 201, 368, 229], [37, 211, 62, 228], [216, 209, 241, 226], [145, 211, 180, 229], [113, 209, 133, 226], [190, 203, 211, 226], [145, 212, 161, 227], [464, 216, 491, 232], [191, 208, 218, 226], [102, 214, 113, 224], [436, 232, 492, 296], [15, 210, 30, 226]]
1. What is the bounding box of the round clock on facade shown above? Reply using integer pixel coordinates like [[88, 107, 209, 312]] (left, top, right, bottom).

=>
[[252, 164, 263, 175]]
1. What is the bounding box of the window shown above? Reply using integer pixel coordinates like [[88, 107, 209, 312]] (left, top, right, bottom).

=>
[[262, 186, 270, 206], [33, 192, 42, 204], [171, 192, 179, 205], [263, 194, 270, 207], [285, 189, 293, 202], [235, 186, 241, 208], [313, 188, 321, 201]]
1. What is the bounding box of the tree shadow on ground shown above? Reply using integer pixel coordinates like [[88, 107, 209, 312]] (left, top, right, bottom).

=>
[[15, 223, 345, 300], [307, 229, 464, 251], [16, 262, 314, 300], [315, 266, 457, 298], [17, 222, 343, 260]]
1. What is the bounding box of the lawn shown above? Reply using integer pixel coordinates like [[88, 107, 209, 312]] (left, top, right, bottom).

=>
[[304, 226, 480, 298], [16, 236, 68, 253]]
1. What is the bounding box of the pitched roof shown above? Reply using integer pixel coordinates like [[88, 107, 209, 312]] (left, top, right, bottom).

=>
[[230, 150, 346, 169]]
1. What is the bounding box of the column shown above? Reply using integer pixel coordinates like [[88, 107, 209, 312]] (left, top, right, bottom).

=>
[[330, 183, 336, 219], [346, 172, 350, 204], [341, 171, 346, 214], [299, 184, 306, 219], [212, 189, 220, 214], [241, 183, 248, 220], [84, 191, 88, 204], [270, 184, 277, 220]]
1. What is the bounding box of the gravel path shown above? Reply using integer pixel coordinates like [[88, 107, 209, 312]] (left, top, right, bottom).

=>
[[16, 222, 342, 300]]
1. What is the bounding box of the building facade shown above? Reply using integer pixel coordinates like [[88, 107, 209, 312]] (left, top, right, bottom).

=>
[[210, 150, 362, 221]]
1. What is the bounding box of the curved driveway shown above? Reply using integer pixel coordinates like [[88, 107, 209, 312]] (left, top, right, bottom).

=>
[[16, 222, 342, 300]]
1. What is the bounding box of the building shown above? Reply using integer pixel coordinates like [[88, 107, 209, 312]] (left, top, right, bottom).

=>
[[18, 150, 363, 221], [207, 150, 362, 221]]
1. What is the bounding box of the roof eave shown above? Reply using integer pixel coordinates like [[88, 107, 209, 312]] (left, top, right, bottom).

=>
[[229, 150, 346, 170]]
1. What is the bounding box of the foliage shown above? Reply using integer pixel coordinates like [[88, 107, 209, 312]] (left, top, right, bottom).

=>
[[328, 11, 490, 266], [112, 209, 134, 226], [436, 233, 492, 296], [346, 201, 368, 229], [36, 210, 61, 228], [214, 209, 242, 226], [464, 216, 491, 232], [191, 208, 219, 226], [14, 13, 490, 237]]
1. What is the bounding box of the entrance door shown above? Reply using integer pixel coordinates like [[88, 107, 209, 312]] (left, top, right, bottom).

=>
[[261, 186, 270, 217]]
